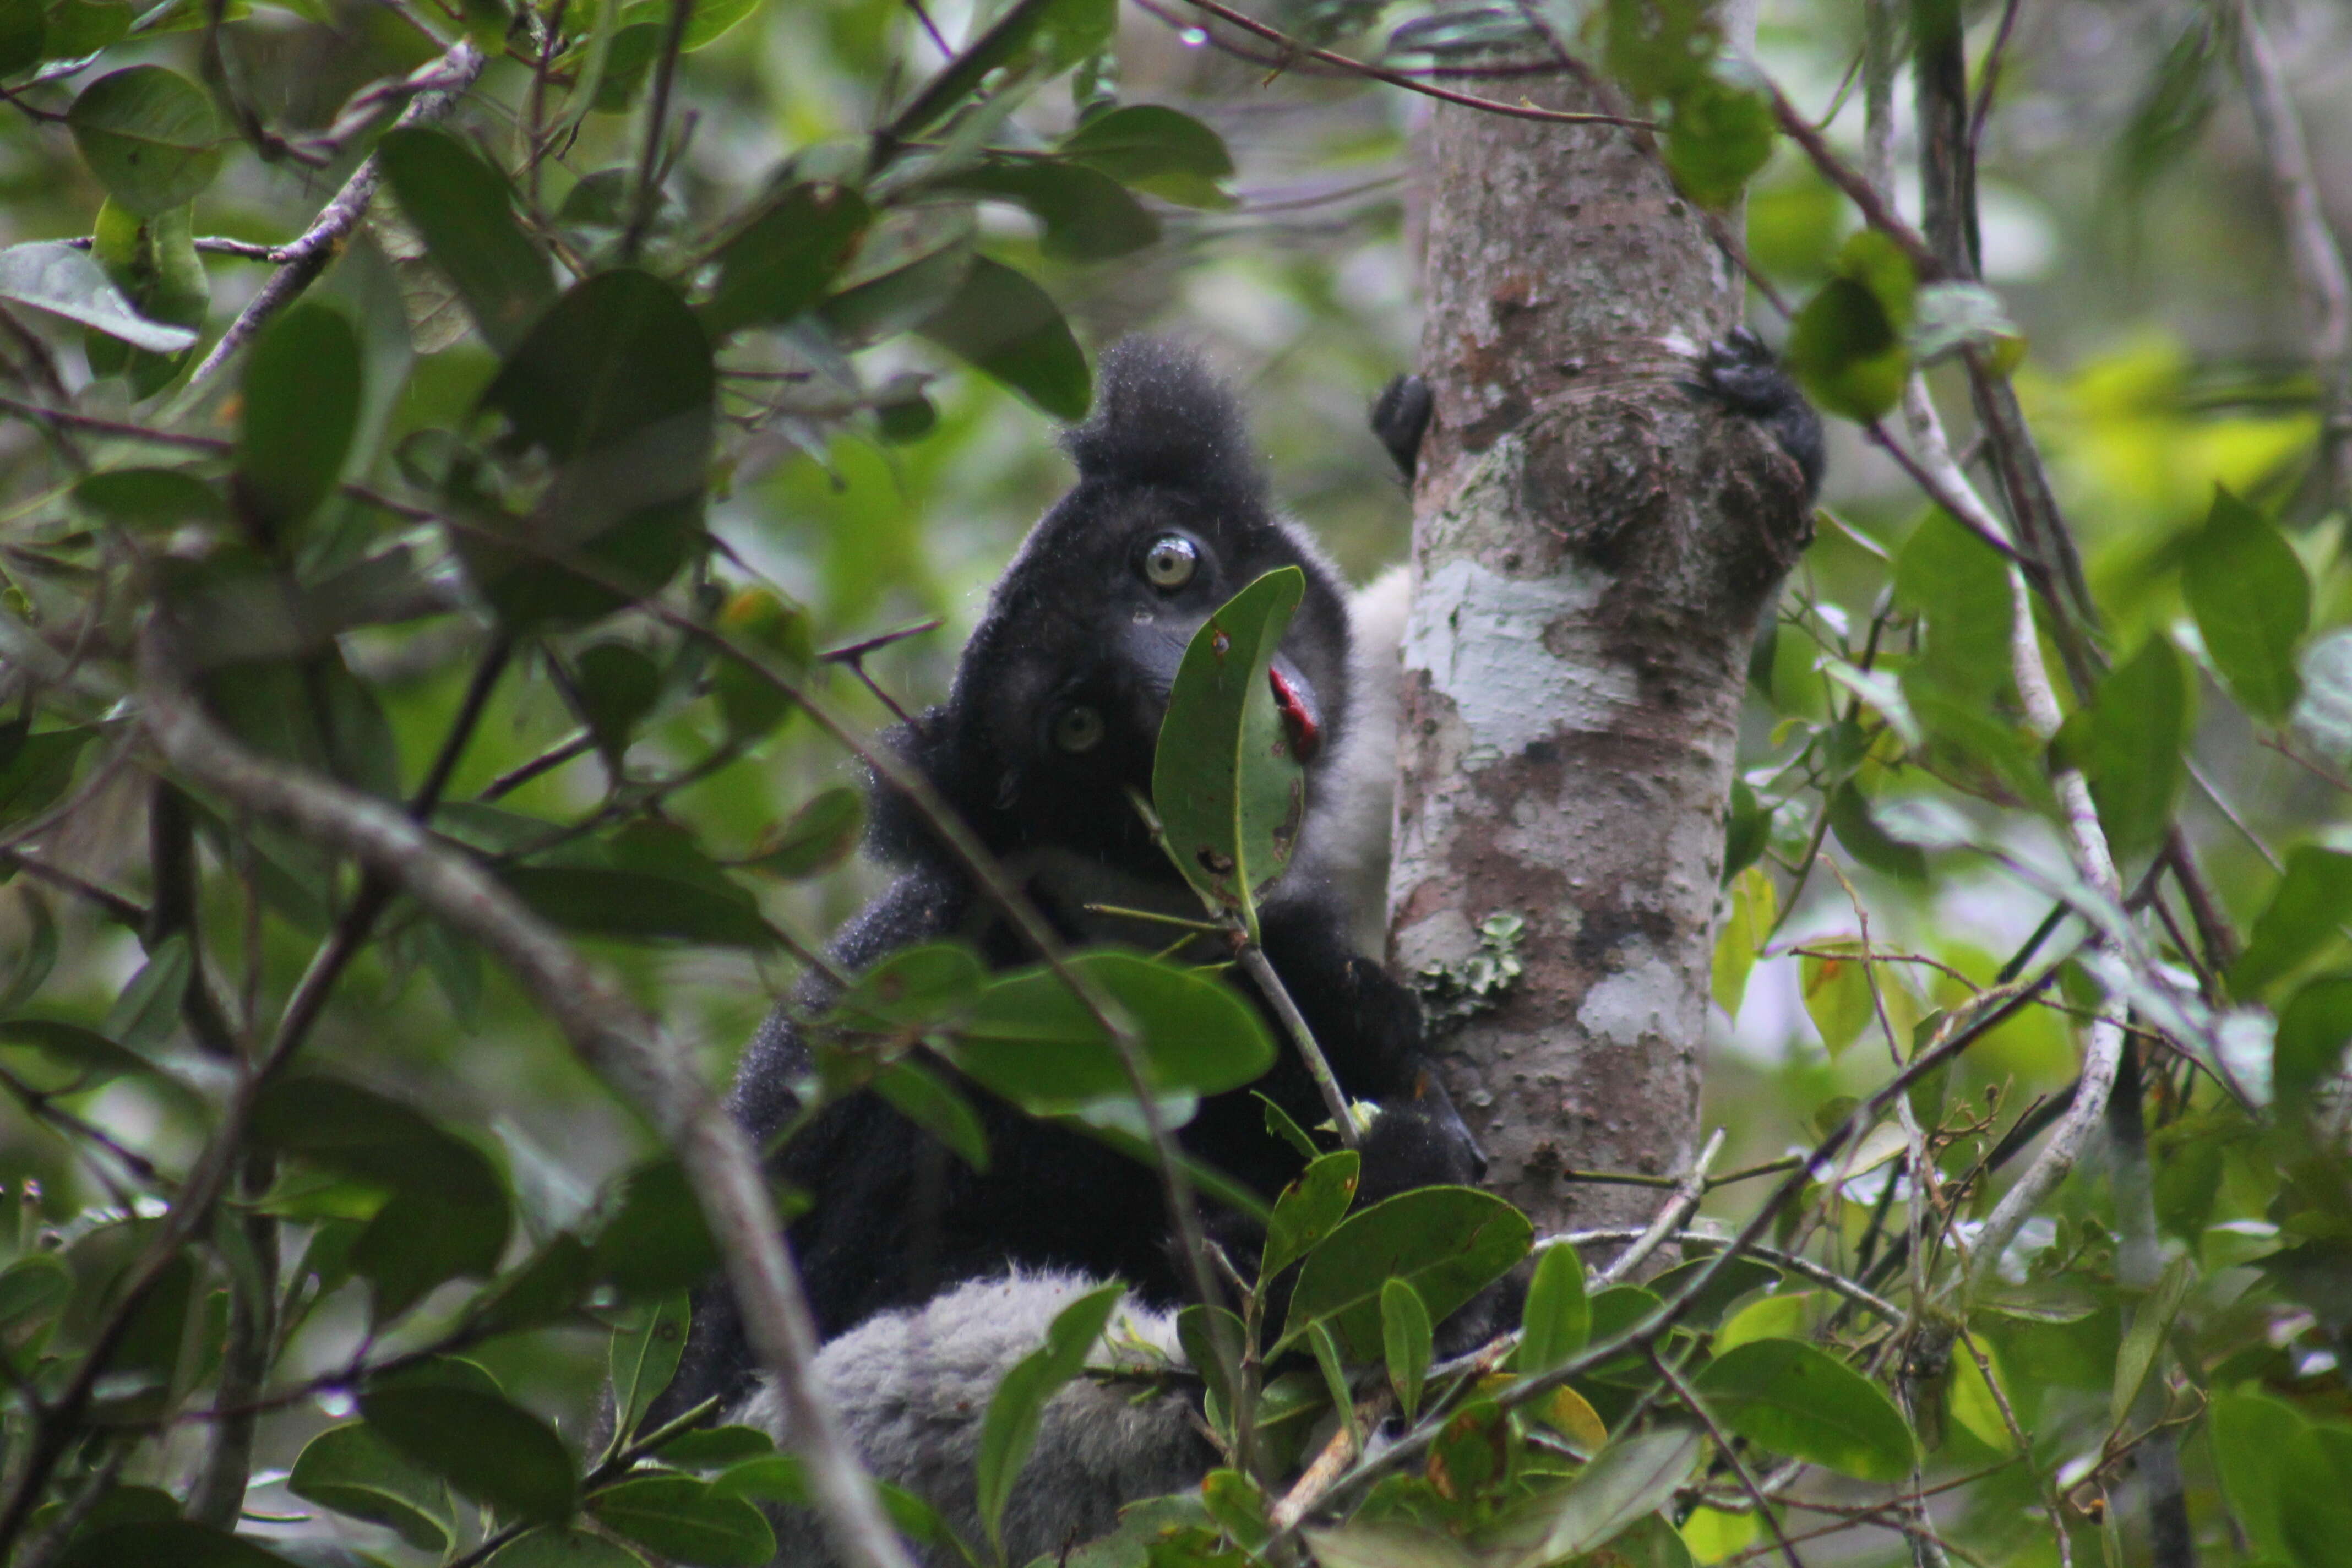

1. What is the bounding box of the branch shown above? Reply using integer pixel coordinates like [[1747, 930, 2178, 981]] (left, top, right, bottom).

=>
[[1596, 1128, 1722, 1286], [185, 39, 486, 390], [133, 627, 917, 1568]]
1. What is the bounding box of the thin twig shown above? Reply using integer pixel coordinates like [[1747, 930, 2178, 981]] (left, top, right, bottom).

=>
[[622, 0, 694, 263], [184, 39, 486, 390], [1652, 1346, 1806, 1568], [1234, 940, 1362, 1152], [1597, 1128, 1723, 1286], [1168, 0, 1654, 130]]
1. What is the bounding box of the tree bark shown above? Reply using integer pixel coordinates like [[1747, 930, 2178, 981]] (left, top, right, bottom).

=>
[[1389, 67, 1813, 1239]]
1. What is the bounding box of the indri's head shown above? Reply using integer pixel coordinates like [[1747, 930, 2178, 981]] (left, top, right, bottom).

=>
[[892, 339, 1352, 878]]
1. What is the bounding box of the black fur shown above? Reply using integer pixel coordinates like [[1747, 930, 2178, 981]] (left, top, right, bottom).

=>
[[657, 340, 1475, 1430]]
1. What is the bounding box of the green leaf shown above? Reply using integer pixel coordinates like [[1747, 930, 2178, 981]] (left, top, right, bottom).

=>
[[819, 236, 972, 345], [593, 1162, 718, 1299], [2279, 1424, 2352, 1568], [744, 786, 865, 879], [466, 269, 714, 625], [655, 1425, 775, 1468], [823, 943, 988, 1037], [916, 254, 1091, 420], [52, 1521, 300, 1568], [935, 160, 1158, 261], [484, 1529, 652, 1567], [2056, 636, 2190, 861], [1645, 1254, 1781, 1327], [1284, 1186, 1531, 1359], [2183, 486, 2310, 722], [376, 127, 554, 354], [1151, 566, 1309, 935], [1664, 74, 1772, 208], [1260, 1149, 1359, 1281], [952, 950, 1274, 1112], [2210, 1390, 2305, 1564], [1517, 1241, 1591, 1375], [72, 467, 225, 530], [0, 0, 40, 75], [502, 865, 778, 949], [589, 1474, 775, 1567], [361, 1384, 578, 1523], [1826, 781, 1929, 882], [1603, 0, 1715, 99], [884, 0, 1071, 140], [1894, 511, 2013, 700], [0, 1019, 154, 1091], [1059, 104, 1235, 197], [1690, 1336, 1918, 1480], [235, 302, 360, 534], [67, 67, 222, 215], [1526, 1429, 1701, 1562], [1788, 231, 1918, 422], [468, 1233, 596, 1336], [85, 199, 206, 395], [617, 0, 761, 48], [573, 641, 662, 760], [2229, 846, 2352, 997], [872, 1060, 990, 1171], [2276, 973, 2352, 1117], [699, 183, 871, 341], [1798, 941, 1875, 1057], [288, 1421, 456, 1554], [0, 1254, 69, 1330], [2109, 1253, 2192, 1428], [1381, 1277, 1432, 1422], [974, 1280, 1124, 1551], [1712, 864, 1772, 1016], [0, 240, 197, 352], [104, 932, 190, 1051]]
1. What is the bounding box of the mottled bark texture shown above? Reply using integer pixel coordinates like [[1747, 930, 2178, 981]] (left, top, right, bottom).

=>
[[1389, 70, 1814, 1238]]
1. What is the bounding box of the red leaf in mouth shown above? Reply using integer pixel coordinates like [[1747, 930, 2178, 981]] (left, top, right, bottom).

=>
[[1268, 666, 1320, 761]]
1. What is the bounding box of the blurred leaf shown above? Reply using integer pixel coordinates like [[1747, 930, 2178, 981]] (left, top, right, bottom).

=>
[[2055, 636, 2189, 861], [974, 1280, 1123, 1551], [501, 865, 777, 949], [656, 1426, 775, 1468], [1909, 282, 2023, 367], [1524, 1429, 1701, 1563], [2276, 973, 2352, 1117], [711, 587, 812, 741], [43, 0, 130, 57], [2108, 1253, 2192, 1427], [468, 1233, 596, 1336], [952, 951, 1274, 1112], [2279, 1424, 2352, 1568], [486, 1530, 651, 1567], [916, 255, 1091, 419], [67, 67, 221, 215], [2229, 846, 2352, 997], [1059, 104, 1234, 206], [467, 269, 713, 625], [593, 1161, 717, 1299], [1382, 1277, 1432, 1422], [1712, 864, 1772, 1016], [72, 467, 225, 530], [872, 1060, 990, 1171], [1517, 1240, 1590, 1375], [1664, 74, 1772, 208], [84, 199, 205, 396], [104, 932, 190, 1052], [235, 302, 360, 535], [824, 943, 987, 1036], [362, 1384, 579, 1523], [53, 1521, 299, 1568], [617, 0, 760, 48], [1721, 778, 1768, 885], [1799, 940, 1874, 1057], [936, 160, 1159, 261], [2182, 486, 2309, 722], [0, 240, 196, 351], [1894, 511, 2013, 700], [289, 1422, 455, 1554], [820, 234, 973, 345], [1285, 1186, 1531, 1359], [700, 183, 872, 341], [886, 0, 1083, 140], [1826, 781, 1929, 882], [2210, 1390, 2304, 1564], [744, 787, 864, 879], [0, 1, 39, 75], [0, 1253, 68, 1331], [376, 127, 554, 353], [1261, 1149, 1358, 1281], [2293, 630, 2352, 764], [1151, 567, 1309, 935], [573, 641, 662, 760], [0, 1018, 156, 1091], [1604, 0, 1714, 99], [1690, 1337, 1917, 1480], [1645, 1254, 1781, 1327], [590, 1474, 774, 1567], [1789, 231, 1917, 421], [0, 722, 91, 828]]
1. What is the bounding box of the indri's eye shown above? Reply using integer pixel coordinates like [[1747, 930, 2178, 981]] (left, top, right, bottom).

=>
[[1142, 535, 1199, 590], [1053, 705, 1105, 753]]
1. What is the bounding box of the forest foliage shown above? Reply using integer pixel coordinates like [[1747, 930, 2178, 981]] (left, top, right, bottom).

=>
[[0, 1, 2346, 1567]]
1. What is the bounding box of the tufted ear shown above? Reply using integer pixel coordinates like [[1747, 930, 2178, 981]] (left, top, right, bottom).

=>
[[1061, 337, 1266, 509]]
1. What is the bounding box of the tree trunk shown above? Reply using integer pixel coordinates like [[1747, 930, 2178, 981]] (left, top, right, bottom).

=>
[[1389, 66, 1814, 1239]]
